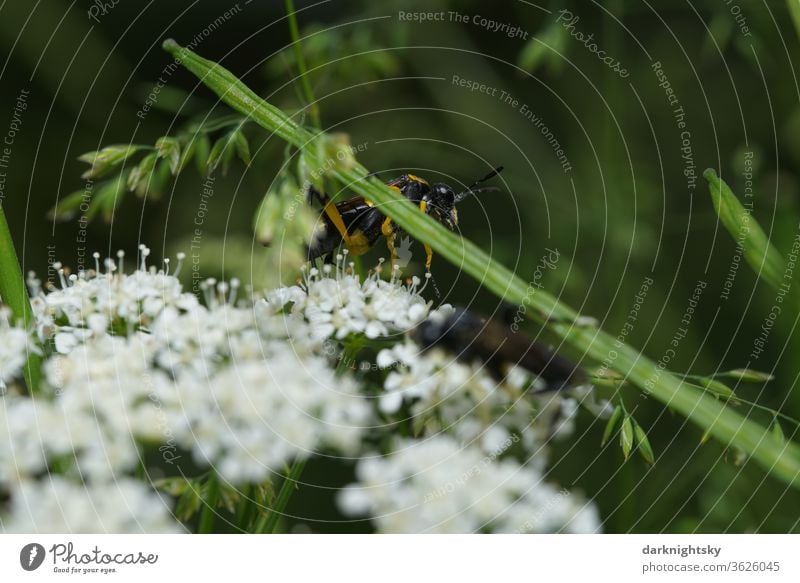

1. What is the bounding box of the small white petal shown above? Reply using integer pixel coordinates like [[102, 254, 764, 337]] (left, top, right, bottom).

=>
[[54, 332, 78, 354]]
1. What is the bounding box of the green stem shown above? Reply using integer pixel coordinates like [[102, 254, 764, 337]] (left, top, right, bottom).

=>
[[0, 204, 41, 394], [161, 40, 800, 489], [336, 337, 364, 374], [198, 472, 220, 533], [255, 458, 306, 533], [187, 113, 247, 133], [682, 379, 800, 430], [787, 0, 800, 41], [285, 0, 321, 130], [234, 482, 252, 528]]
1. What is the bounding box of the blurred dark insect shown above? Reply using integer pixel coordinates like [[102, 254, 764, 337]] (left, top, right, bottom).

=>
[[413, 306, 585, 391]]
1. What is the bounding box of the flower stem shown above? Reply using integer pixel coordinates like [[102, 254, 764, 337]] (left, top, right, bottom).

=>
[[787, 0, 800, 42], [161, 39, 800, 489], [337, 337, 364, 374], [0, 204, 41, 394], [255, 458, 306, 533], [198, 472, 220, 533], [285, 0, 320, 130]]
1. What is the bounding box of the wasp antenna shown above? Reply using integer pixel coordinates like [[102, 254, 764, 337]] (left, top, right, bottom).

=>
[[470, 186, 501, 196], [466, 166, 504, 190], [454, 186, 500, 204], [455, 166, 504, 204], [477, 165, 504, 185]]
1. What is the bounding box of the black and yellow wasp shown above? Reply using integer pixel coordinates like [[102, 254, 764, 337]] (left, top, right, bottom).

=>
[[306, 167, 503, 270]]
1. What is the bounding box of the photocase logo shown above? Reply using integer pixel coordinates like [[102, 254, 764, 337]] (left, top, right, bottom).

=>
[[396, 236, 413, 268], [19, 543, 46, 571]]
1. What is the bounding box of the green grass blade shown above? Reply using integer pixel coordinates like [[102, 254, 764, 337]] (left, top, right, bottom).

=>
[[704, 168, 785, 290], [0, 204, 41, 394], [787, 0, 800, 40]]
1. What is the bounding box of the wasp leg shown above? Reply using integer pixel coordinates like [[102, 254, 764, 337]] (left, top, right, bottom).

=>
[[381, 216, 398, 266], [417, 200, 434, 271], [423, 243, 433, 271]]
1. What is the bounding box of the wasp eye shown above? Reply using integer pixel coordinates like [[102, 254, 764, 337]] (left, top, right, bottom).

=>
[[432, 184, 455, 207]]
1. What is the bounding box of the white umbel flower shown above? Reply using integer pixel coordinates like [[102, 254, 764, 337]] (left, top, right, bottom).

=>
[[339, 435, 599, 533], [270, 257, 432, 342], [0, 308, 37, 387], [30, 247, 197, 348], [166, 347, 371, 484], [3, 477, 180, 533], [1, 246, 602, 534]]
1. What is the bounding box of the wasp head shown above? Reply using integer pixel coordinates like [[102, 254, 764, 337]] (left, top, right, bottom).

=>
[[424, 183, 458, 229]]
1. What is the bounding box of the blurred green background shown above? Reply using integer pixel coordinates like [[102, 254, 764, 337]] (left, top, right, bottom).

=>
[[2, 0, 799, 532]]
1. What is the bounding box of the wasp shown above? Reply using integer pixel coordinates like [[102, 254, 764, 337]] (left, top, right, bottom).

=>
[[413, 307, 585, 392], [306, 167, 503, 270]]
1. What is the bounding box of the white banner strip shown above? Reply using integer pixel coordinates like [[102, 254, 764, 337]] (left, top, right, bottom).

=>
[[1, 534, 798, 582]]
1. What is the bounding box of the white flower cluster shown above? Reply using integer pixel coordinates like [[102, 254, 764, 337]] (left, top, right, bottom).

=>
[[2, 334, 163, 484], [3, 477, 180, 533], [0, 307, 36, 387], [161, 345, 370, 484], [2, 250, 379, 532], [28, 250, 194, 346], [339, 435, 599, 533], [375, 334, 584, 454], [268, 257, 431, 341], [0, 247, 601, 534]]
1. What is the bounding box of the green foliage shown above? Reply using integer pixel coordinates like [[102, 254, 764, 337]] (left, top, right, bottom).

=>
[[52, 119, 255, 223], [518, 20, 568, 74], [601, 404, 623, 446], [620, 415, 634, 459], [633, 421, 655, 465], [788, 0, 800, 40], [89, 172, 129, 222], [704, 168, 787, 294], [78, 144, 143, 179], [155, 136, 181, 174], [265, 23, 400, 90], [254, 459, 306, 534], [718, 368, 775, 383], [602, 401, 655, 464], [697, 377, 736, 400], [773, 418, 786, 444]]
